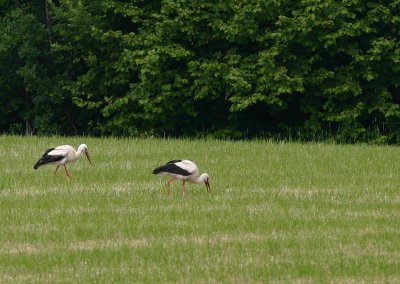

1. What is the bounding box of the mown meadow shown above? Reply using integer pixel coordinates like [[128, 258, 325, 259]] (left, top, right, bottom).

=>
[[0, 135, 399, 283]]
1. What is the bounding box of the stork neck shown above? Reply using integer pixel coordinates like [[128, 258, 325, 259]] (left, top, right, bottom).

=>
[[76, 147, 85, 157], [193, 173, 206, 184]]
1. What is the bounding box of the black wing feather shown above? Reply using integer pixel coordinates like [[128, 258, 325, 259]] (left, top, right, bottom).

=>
[[167, 159, 182, 164], [42, 148, 55, 157], [34, 148, 65, 169], [152, 161, 191, 176]]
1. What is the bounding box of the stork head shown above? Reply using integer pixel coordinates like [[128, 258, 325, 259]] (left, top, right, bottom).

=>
[[200, 173, 211, 193], [78, 144, 92, 165]]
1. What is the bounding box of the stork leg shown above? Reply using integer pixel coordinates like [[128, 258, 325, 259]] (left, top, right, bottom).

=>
[[64, 165, 71, 178], [166, 177, 176, 195], [54, 165, 60, 176], [182, 180, 187, 196]]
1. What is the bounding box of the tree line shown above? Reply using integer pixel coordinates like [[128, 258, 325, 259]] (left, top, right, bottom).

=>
[[1, 0, 400, 142]]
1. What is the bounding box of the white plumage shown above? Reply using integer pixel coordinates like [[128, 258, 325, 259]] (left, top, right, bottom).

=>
[[153, 159, 211, 195], [34, 144, 92, 177]]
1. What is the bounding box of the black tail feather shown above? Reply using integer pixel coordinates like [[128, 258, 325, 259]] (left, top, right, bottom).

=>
[[33, 153, 64, 170], [34, 147, 56, 170], [152, 162, 191, 176], [152, 165, 167, 175], [34, 159, 43, 169]]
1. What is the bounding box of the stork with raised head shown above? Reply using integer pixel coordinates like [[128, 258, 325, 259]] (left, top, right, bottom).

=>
[[34, 144, 92, 177], [152, 160, 211, 195]]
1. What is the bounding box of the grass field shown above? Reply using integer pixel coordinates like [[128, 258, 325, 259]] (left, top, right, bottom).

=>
[[0, 135, 399, 283]]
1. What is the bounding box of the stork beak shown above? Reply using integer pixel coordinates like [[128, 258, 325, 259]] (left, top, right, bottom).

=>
[[205, 180, 211, 193], [85, 150, 92, 165]]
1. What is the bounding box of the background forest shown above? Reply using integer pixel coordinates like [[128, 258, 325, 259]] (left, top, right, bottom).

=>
[[1, 0, 400, 142]]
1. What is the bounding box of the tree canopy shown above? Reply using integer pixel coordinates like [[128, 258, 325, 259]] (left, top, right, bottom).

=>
[[1, 0, 400, 142]]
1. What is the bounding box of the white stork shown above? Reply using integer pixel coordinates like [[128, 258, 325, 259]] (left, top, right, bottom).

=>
[[152, 159, 211, 195], [34, 144, 92, 177]]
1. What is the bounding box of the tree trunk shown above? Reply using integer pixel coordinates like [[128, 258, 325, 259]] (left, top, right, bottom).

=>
[[44, 0, 53, 45], [25, 89, 33, 135]]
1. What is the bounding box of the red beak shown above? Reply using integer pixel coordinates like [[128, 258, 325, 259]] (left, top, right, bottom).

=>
[[85, 151, 92, 165], [205, 180, 211, 193]]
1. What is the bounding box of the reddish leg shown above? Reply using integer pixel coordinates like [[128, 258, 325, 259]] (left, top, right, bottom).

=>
[[166, 177, 176, 195], [54, 165, 60, 176], [64, 165, 71, 178], [182, 180, 187, 196]]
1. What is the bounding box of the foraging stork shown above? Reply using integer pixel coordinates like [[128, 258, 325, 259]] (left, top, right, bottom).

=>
[[33, 144, 92, 177], [152, 160, 211, 195]]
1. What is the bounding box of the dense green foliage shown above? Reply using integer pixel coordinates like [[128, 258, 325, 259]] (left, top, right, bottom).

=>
[[1, 1, 400, 141]]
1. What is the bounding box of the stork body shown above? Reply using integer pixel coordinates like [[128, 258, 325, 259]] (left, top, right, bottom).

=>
[[152, 160, 210, 195], [34, 144, 91, 177]]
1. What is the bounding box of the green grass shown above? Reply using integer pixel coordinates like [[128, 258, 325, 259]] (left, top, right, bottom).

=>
[[0, 135, 399, 283]]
